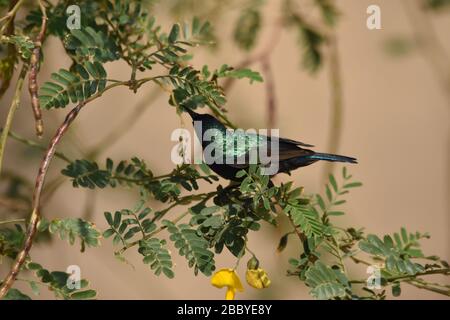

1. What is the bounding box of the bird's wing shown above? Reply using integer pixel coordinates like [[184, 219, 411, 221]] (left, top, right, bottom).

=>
[[223, 132, 313, 168], [275, 136, 314, 148]]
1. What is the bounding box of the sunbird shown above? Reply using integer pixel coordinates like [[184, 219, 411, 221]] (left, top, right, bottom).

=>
[[184, 108, 357, 181]]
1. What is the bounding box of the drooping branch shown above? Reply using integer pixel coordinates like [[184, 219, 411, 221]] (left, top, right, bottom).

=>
[[222, 20, 282, 93], [0, 80, 129, 298], [261, 58, 277, 128], [0, 64, 28, 177], [0, 0, 24, 36], [0, 129, 71, 163], [322, 35, 344, 182], [0, 103, 84, 298], [222, 20, 282, 128], [402, 0, 450, 102], [0, 74, 173, 297], [28, 0, 48, 138]]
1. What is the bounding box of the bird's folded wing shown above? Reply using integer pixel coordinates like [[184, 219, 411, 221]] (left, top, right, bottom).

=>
[[275, 136, 314, 148]]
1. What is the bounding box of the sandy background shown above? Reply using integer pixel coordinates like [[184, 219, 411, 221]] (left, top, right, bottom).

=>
[[1, 0, 449, 299]]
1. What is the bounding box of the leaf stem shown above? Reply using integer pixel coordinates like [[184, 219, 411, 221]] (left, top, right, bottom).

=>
[[0, 218, 26, 226], [0, 64, 29, 177], [1, 129, 71, 163], [116, 210, 190, 255], [0, 0, 25, 35], [27, 0, 48, 137]]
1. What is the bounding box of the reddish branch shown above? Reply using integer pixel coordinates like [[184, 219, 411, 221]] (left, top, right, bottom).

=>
[[0, 102, 84, 298], [261, 58, 276, 128], [28, 1, 48, 137], [0, 80, 130, 298], [222, 21, 282, 127]]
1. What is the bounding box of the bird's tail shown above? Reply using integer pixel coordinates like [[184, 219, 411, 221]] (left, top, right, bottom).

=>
[[307, 153, 357, 164]]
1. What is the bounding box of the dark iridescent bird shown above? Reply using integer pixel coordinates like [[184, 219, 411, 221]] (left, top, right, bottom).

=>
[[184, 108, 357, 181]]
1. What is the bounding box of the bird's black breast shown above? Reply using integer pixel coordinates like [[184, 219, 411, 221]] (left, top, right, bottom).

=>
[[207, 163, 243, 181]]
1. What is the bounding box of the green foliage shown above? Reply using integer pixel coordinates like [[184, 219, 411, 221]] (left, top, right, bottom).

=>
[[296, 24, 325, 73], [317, 167, 362, 220], [2, 288, 31, 300], [1, 35, 34, 60], [359, 231, 426, 275], [384, 37, 415, 57], [39, 218, 101, 252], [168, 64, 226, 110], [64, 27, 120, 63], [39, 62, 107, 109], [211, 64, 264, 84], [1, 0, 450, 301], [315, 0, 339, 26], [62, 159, 217, 203], [234, 8, 261, 51], [424, 0, 450, 10], [285, 204, 323, 238], [25, 262, 96, 300], [139, 238, 174, 278], [164, 220, 216, 276], [283, 0, 326, 73], [62, 159, 111, 189], [103, 201, 156, 246], [305, 261, 349, 299], [0, 224, 24, 259]]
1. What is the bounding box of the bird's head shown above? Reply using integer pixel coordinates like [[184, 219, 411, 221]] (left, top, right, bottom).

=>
[[183, 107, 220, 126], [183, 107, 227, 140]]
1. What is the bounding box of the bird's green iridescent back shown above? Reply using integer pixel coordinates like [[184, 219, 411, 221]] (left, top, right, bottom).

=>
[[204, 129, 265, 158]]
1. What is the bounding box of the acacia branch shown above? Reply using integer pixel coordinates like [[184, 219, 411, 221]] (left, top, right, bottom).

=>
[[0, 81, 128, 298], [0, 64, 28, 177], [0, 76, 171, 297], [28, 0, 48, 137], [222, 20, 282, 92], [261, 58, 277, 127], [0, 0, 24, 36]]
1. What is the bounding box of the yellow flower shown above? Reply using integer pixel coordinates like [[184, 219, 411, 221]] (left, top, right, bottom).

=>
[[211, 268, 244, 300], [246, 268, 271, 289]]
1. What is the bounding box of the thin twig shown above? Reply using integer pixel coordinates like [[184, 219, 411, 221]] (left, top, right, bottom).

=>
[[0, 0, 25, 36], [0, 218, 26, 226], [28, 0, 48, 137], [407, 279, 450, 296], [0, 64, 29, 177], [1, 129, 71, 163], [117, 210, 190, 255], [222, 20, 282, 92], [261, 58, 277, 128], [322, 35, 343, 182]]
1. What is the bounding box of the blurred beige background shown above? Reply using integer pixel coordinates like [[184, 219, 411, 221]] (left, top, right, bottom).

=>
[[1, 0, 449, 299]]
